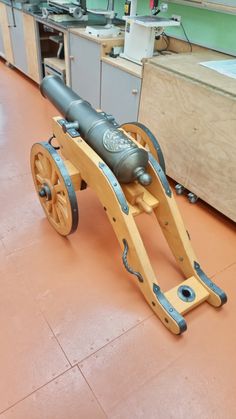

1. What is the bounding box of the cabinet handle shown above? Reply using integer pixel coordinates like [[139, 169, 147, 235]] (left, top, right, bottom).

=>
[[69, 55, 74, 60], [132, 89, 138, 95]]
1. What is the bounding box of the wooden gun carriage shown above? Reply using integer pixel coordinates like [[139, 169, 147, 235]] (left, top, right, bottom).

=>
[[30, 75, 227, 335]]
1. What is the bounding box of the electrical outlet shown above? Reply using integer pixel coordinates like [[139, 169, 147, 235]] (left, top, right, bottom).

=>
[[171, 14, 181, 23], [160, 2, 168, 12]]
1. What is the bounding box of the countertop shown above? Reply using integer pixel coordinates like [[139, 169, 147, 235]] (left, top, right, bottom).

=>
[[148, 50, 236, 98], [69, 27, 124, 44], [102, 56, 143, 78]]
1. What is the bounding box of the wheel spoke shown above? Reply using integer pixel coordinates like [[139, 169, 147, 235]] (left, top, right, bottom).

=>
[[57, 193, 67, 206], [43, 155, 52, 179], [45, 201, 52, 213], [56, 203, 67, 225], [129, 132, 137, 141], [52, 204, 59, 223], [51, 167, 58, 185], [35, 159, 44, 176], [58, 201, 68, 219], [54, 183, 64, 194], [38, 154, 47, 177], [36, 173, 44, 184], [139, 138, 146, 147]]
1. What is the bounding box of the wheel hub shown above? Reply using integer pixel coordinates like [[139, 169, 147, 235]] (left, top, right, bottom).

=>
[[38, 183, 52, 201]]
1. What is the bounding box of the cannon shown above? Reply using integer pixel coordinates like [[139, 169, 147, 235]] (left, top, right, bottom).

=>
[[40, 75, 151, 186], [31, 75, 227, 334]]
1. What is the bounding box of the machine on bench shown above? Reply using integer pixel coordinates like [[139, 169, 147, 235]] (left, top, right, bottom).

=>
[[41, 0, 120, 37], [121, 0, 180, 64], [41, 0, 88, 22]]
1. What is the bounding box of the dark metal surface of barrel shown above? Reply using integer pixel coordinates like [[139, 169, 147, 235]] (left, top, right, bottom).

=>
[[40, 75, 152, 186]]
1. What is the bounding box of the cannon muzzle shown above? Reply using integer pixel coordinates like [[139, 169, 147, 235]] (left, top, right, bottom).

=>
[[40, 75, 152, 186]]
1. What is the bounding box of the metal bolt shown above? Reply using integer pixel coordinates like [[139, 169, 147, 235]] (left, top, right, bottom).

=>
[[39, 188, 46, 197]]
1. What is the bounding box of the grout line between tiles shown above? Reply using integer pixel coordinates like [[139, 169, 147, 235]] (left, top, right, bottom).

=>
[[76, 365, 108, 419], [82, 350, 184, 417], [4, 238, 42, 257], [40, 312, 73, 368], [76, 313, 155, 366], [0, 366, 73, 416], [211, 261, 236, 278], [115, 354, 183, 415]]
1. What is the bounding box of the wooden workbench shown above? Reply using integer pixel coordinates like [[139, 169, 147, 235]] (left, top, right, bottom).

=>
[[139, 50, 236, 221], [69, 27, 124, 57]]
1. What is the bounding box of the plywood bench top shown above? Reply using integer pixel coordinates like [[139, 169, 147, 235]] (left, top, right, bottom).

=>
[[69, 27, 124, 44], [148, 51, 236, 98], [102, 56, 143, 78]]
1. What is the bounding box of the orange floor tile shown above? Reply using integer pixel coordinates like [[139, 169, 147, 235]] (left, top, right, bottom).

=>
[[0, 60, 236, 419]]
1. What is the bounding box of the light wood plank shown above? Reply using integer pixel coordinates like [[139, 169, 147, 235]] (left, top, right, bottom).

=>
[[165, 276, 209, 315], [23, 13, 41, 83], [0, 3, 14, 63]]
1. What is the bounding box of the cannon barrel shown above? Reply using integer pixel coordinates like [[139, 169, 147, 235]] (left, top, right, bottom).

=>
[[40, 75, 151, 186]]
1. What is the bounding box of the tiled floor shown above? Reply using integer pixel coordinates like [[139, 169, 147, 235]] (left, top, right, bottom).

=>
[[0, 60, 235, 419]]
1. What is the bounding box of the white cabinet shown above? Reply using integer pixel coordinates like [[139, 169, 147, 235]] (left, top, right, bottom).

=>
[[6, 6, 28, 73], [101, 61, 141, 124], [69, 33, 101, 108], [0, 5, 41, 82]]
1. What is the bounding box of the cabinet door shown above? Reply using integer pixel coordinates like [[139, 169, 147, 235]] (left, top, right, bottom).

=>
[[69, 33, 101, 108], [101, 62, 141, 125], [0, 23, 4, 57], [0, 3, 13, 62], [6, 7, 28, 74], [0, 22, 4, 57], [23, 13, 41, 83]]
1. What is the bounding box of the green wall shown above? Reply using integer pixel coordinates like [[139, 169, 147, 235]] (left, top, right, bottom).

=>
[[88, 0, 236, 56], [158, 3, 236, 56]]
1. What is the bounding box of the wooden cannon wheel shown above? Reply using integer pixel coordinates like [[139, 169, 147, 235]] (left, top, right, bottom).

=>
[[121, 122, 166, 173], [30, 141, 79, 236]]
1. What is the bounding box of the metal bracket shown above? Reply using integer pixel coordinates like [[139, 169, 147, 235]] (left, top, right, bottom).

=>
[[148, 153, 172, 197], [194, 262, 227, 306], [99, 162, 129, 215], [58, 118, 81, 138], [122, 239, 144, 283], [98, 111, 119, 128], [153, 284, 187, 334]]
